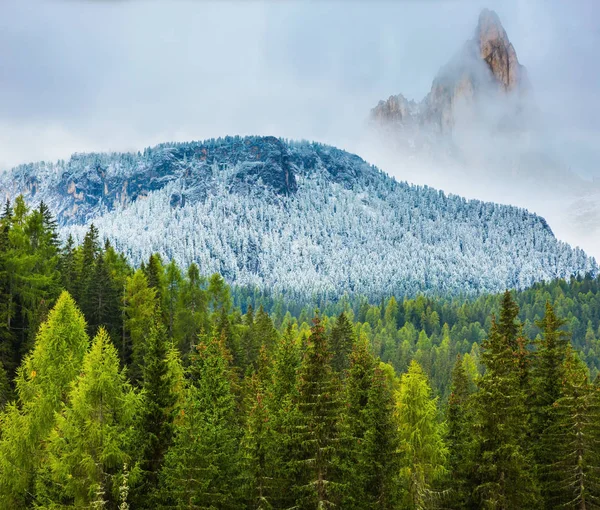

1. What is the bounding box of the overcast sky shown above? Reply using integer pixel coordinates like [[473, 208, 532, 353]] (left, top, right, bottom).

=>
[[1, 0, 599, 178]]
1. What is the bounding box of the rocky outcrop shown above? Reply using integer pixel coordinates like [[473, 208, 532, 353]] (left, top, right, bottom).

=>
[[477, 8, 525, 92], [0, 136, 381, 226], [370, 9, 530, 134]]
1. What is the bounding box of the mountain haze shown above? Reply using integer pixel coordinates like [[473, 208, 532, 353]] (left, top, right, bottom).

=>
[[364, 8, 600, 261]]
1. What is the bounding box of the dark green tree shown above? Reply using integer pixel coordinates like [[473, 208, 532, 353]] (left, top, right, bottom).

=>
[[133, 317, 178, 507], [330, 311, 356, 374], [446, 355, 476, 509], [473, 291, 540, 509], [160, 331, 240, 508], [292, 313, 342, 508], [541, 346, 600, 508]]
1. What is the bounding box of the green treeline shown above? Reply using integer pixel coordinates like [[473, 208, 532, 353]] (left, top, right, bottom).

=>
[[1, 197, 600, 509]]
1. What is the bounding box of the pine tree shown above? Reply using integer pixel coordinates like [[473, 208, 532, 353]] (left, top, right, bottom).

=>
[[473, 291, 540, 509], [40, 328, 141, 507], [160, 331, 240, 508], [292, 312, 342, 508], [0, 292, 89, 507], [396, 360, 448, 510], [330, 311, 355, 374]]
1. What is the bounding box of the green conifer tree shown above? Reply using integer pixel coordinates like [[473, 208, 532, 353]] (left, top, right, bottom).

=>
[[542, 346, 600, 508], [446, 354, 476, 509], [123, 270, 157, 383], [0, 292, 89, 507], [40, 328, 141, 507], [133, 317, 178, 507], [292, 313, 343, 508], [330, 311, 356, 374], [160, 331, 240, 508], [473, 291, 540, 509], [396, 360, 448, 510]]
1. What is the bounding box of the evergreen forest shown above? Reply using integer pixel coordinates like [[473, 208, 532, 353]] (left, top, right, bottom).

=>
[[1, 196, 600, 509]]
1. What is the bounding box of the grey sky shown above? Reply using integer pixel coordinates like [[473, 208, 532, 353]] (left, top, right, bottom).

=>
[[1, 0, 599, 179]]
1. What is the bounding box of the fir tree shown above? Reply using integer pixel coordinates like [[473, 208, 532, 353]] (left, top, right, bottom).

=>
[[330, 311, 356, 374], [446, 354, 476, 509], [292, 312, 342, 508], [160, 331, 240, 508], [473, 291, 540, 509], [134, 317, 178, 507]]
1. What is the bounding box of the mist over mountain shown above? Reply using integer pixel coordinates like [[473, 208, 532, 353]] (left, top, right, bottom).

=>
[[1, 136, 595, 301], [364, 8, 600, 260]]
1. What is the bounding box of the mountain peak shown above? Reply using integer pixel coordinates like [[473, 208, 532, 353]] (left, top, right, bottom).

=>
[[370, 8, 530, 135], [476, 8, 524, 91]]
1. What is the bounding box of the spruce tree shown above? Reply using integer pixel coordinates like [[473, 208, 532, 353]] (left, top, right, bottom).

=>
[[163, 259, 182, 338], [330, 311, 355, 374], [86, 252, 120, 337], [241, 371, 278, 509], [473, 291, 540, 509], [174, 263, 208, 356], [267, 323, 301, 509], [531, 301, 570, 507], [292, 312, 342, 508], [254, 305, 278, 355], [160, 331, 240, 508], [341, 333, 400, 508], [134, 317, 178, 507], [542, 346, 600, 508], [446, 354, 476, 509]]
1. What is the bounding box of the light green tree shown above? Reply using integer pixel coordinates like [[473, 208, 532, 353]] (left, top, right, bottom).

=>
[[40, 327, 141, 507], [396, 360, 448, 510], [0, 291, 89, 507]]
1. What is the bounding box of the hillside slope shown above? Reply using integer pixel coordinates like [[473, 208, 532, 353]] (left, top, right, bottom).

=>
[[1, 136, 595, 299]]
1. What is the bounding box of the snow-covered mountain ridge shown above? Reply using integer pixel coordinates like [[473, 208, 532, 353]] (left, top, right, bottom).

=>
[[0, 136, 595, 300]]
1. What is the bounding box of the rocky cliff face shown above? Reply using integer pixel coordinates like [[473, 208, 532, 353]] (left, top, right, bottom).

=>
[[0, 136, 378, 226], [371, 9, 529, 135], [477, 8, 526, 92]]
